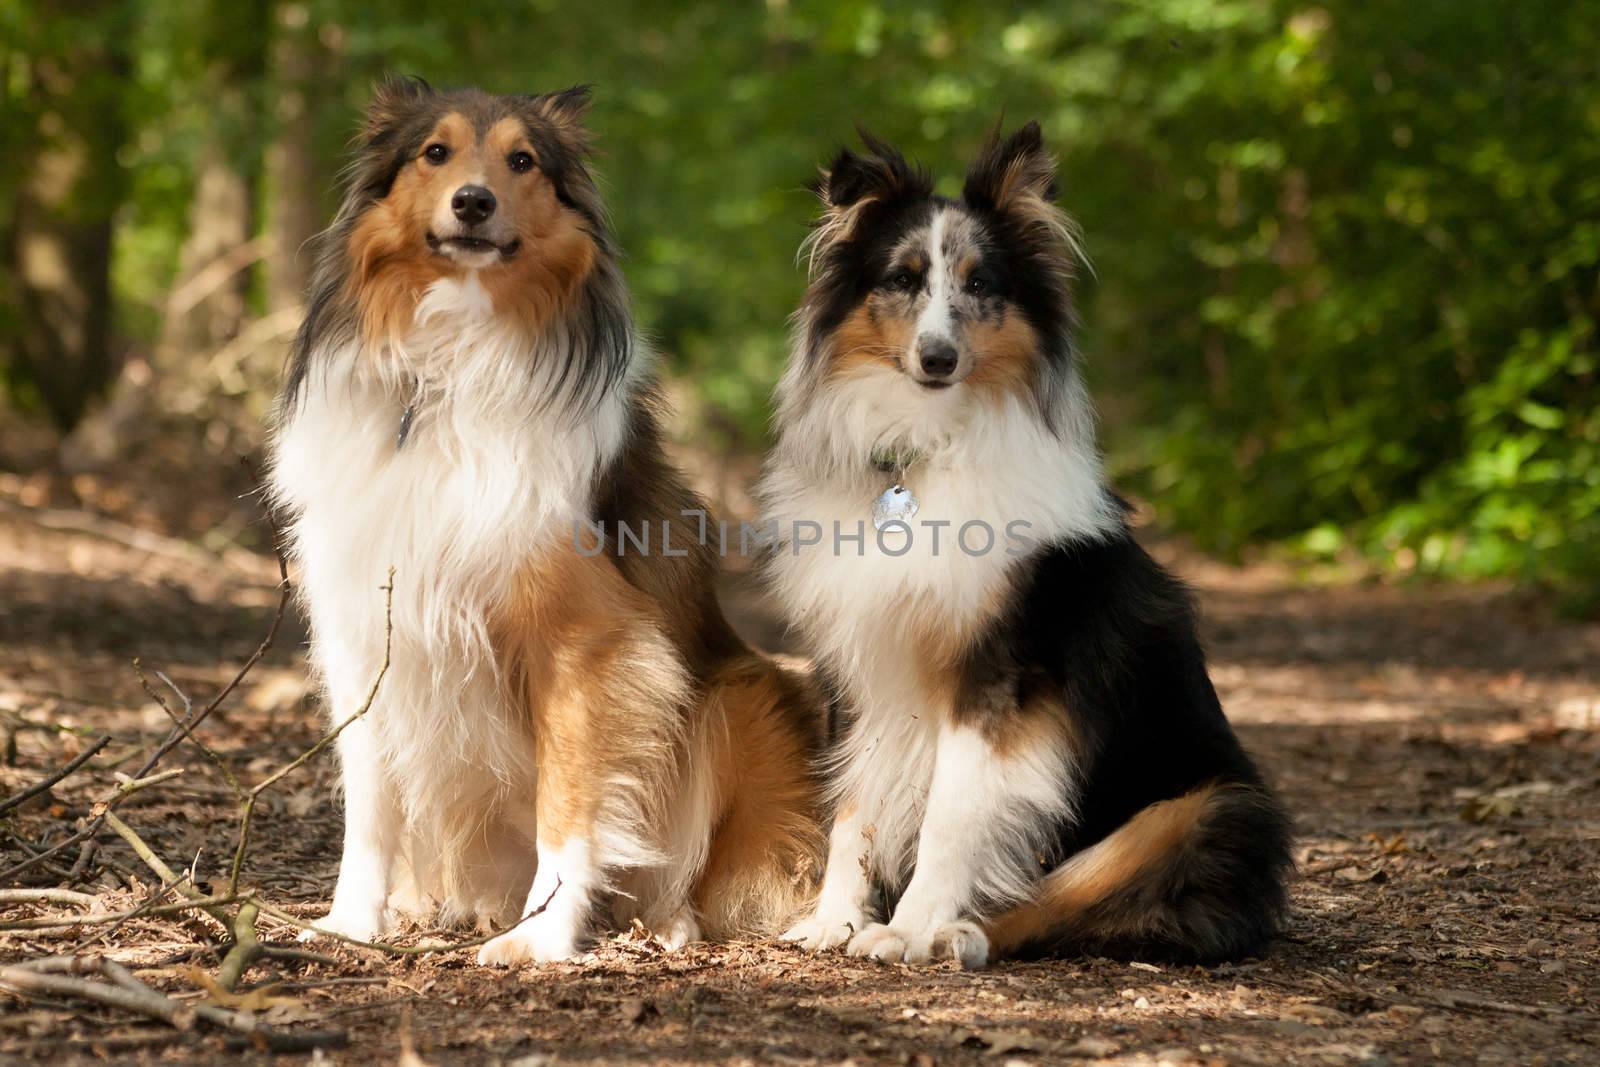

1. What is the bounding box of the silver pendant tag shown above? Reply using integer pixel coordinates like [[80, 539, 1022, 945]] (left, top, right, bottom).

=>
[[872, 483, 919, 531]]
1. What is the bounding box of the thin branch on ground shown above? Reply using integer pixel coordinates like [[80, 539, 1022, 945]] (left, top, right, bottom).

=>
[[0, 485, 291, 885], [123, 461, 291, 791], [134, 662, 241, 796], [0, 954, 347, 1052], [100, 810, 232, 933], [0, 769, 184, 884], [65, 876, 193, 954], [254, 875, 562, 958], [216, 900, 260, 992], [0, 888, 101, 907], [0, 735, 112, 816], [0, 894, 240, 932]]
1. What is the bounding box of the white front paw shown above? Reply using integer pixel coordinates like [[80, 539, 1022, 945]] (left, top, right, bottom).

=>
[[649, 906, 701, 951], [296, 905, 386, 944], [476, 912, 581, 966], [847, 922, 909, 961], [782, 908, 867, 952], [847, 920, 989, 968]]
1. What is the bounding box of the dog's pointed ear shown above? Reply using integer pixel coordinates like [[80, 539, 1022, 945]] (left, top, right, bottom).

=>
[[805, 130, 929, 275], [523, 85, 594, 158], [535, 85, 593, 128], [814, 129, 924, 210], [963, 120, 1058, 213], [963, 120, 1085, 269], [364, 74, 433, 142]]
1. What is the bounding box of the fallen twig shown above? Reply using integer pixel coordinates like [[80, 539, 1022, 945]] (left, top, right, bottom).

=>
[[135, 664, 241, 796], [0, 888, 101, 907], [0, 734, 113, 816], [0, 893, 239, 931], [216, 900, 261, 992], [0, 770, 185, 884], [100, 810, 232, 929], [65, 877, 193, 953], [66, 838, 99, 883], [255, 875, 562, 958], [0, 954, 346, 1053]]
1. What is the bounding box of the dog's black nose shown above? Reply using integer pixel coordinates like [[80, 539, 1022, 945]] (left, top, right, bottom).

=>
[[451, 185, 496, 225], [919, 338, 959, 379]]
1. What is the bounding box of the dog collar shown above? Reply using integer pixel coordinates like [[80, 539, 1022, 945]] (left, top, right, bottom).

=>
[[869, 445, 924, 477]]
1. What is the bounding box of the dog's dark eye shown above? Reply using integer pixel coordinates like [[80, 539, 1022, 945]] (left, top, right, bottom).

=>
[[887, 271, 916, 292], [508, 150, 535, 174], [965, 274, 989, 295], [423, 143, 450, 165]]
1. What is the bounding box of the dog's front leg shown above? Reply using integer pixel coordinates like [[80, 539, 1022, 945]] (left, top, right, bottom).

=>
[[478, 709, 599, 966], [846, 720, 1073, 968], [782, 803, 877, 951], [300, 717, 400, 942]]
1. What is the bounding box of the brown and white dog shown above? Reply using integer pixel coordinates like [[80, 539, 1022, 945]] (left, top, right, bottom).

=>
[[268, 77, 822, 964]]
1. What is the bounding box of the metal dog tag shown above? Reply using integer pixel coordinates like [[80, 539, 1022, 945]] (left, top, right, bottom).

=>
[[872, 483, 920, 531]]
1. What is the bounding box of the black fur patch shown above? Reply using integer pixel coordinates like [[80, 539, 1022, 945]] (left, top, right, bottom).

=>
[[955, 522, 1293, 960]]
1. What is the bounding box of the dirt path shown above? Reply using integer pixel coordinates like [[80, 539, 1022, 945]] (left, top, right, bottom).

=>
[[2, 504, 1597, 1066]]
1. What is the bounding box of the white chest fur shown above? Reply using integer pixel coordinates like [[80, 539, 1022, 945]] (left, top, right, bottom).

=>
[[760, 369, 1117, 877], [270, 277, 631, 830]]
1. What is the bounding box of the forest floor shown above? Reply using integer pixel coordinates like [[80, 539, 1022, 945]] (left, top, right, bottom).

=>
[[1, 462, 1598, 1066]]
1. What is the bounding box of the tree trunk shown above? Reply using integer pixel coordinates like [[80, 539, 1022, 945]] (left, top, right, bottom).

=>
[[265, 3, 332, 312], [4, 11, 130, 434], [61, 0, 272, 469]]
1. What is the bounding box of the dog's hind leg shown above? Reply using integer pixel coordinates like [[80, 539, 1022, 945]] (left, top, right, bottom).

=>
[[981, 781, 1291, 964]]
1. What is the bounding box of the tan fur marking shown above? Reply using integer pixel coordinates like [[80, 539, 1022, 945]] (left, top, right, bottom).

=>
[[692, 659, 826, 937], [495, 544, 686, 852], [477, 118, 596, 335], [977, 697, 1081, 761], [829, 300, 913, 380], [966, 310, 1041, 400], [983, 783, 1219, 958], [345, 111, 597, 348]]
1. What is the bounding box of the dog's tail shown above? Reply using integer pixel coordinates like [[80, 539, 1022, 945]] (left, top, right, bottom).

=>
[[974, 781, 1292, 965], [690, 655, 827, 939]]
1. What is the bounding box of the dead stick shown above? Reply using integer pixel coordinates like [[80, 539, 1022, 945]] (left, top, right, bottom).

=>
[[255, 875, 561, 957], [0, 955, 347, 1052], [65, 876, 192, 953], [2, 484, 288, 884], [0, 888, 100, 907], [216, 900, 260, 992], [0, 959, 198, 1030], [135, 663, 242, 796], [0, 894, 239, 931], [0, 735, 112, 816], [0, 770, 184, 883], [101, 810, 231, 931], [125, 465, 291, 787]]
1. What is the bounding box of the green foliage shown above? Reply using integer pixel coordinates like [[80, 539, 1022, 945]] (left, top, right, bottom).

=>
[[2, 2, 1596, 602], [1070, 1, 1600, 603]]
